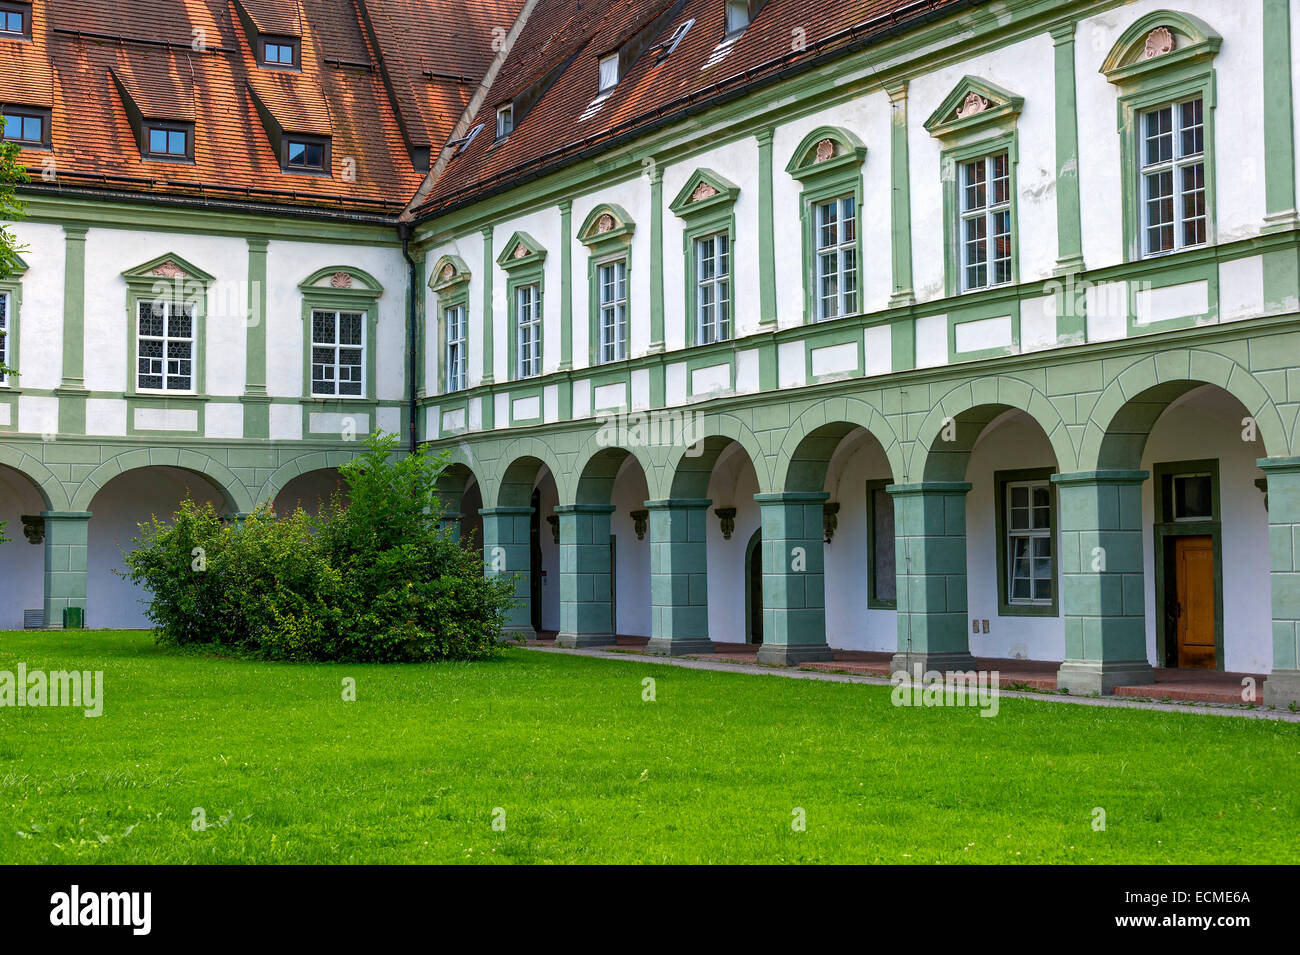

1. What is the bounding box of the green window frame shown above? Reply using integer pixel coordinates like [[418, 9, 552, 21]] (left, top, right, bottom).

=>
[[924, 77, 1023, 298], [578, 203, 635, 367], [122, 253, 214, 399], [1101, 11, 1222, 264], [429, 254, 471, 396], [0, 255, 25, 387], [865, 478, 896, 610], [994, 467, 1058, 617], [670, 169, 740, 347], [785, 126, 866, 324], [496, 231, 548, 382], [297, 266, 383, 407]]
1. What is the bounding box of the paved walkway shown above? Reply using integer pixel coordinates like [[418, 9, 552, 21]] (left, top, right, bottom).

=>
[[524, 635, 1294, 722]]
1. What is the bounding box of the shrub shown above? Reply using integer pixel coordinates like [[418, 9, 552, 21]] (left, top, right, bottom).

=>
[[122, 433, 514, 662]]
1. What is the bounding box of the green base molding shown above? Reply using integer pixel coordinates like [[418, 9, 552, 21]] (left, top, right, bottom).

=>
[[756, 642, 834, 665], [1263, 669, 1300, 708], [644, 636, 715, 657], [1056, 659, 1154, 696], [889, 650, 979, 677], [556, 631, 616, 649], [499, 625, 536, 644]]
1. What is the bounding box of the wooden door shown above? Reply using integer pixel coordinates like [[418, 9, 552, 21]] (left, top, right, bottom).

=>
[[1174, 535, 1215, 669]]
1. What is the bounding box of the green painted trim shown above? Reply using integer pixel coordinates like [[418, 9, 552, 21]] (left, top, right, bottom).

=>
[[945, 293, 1021, 364], [744, 526, 762, 643], [504, 259, 545, 383], [480, 226, 496, 394], [1151, 457, 1224, 670], [496, 231, 548, 271], [923, 75, 1024, 142], [937, 127, 1020, 299], [58, 226, 88, 437], [993, 466, 1059, 618], [243, 238, 269, 439], [297, 265, 383, 294], [432, 283, 469, 397], [1099, 10, 1222, 85], [1263, 0, 1299, 232], [886, 82, 914, 308], [756, 127, 777, 327], [1125, 259, 1218, 336], [865, 478, 896, 610], [677, 194, 737, 350], [558, 199, 574, 372], [122, 252, 214, 407], [124, 394, 207, 437], [585, 212, 634, 368], [298, 278, 382, 434], [1050, 21, 1086, 274], [649, 166, 665, 354], [577, 203, 636, 256], [788, 127, 866, 325], [0, 269, 24, 393]]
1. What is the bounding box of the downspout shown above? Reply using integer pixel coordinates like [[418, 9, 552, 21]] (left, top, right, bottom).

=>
[[400, 222, 419, 454]]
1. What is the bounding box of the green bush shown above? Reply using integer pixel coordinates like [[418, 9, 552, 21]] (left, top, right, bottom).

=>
[[122, 434, 514, 662]]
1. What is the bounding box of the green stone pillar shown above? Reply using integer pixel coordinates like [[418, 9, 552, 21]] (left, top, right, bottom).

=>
[[558, 199, 573, 372], [481, 506, 534, 641], [556, 504, 616, 648], [888, 483, 976, 675], [480, 226, 495, 388], [645, 498, 713, 656], [1052, 471, 1153, 695], [756, 127, 777, 327], [42, 511, 91, 628], [56, 226, 89, 435], [1050, 21, 1086, 274], [886, 81, 916, 308], [1263, 0, 1300, 232], [1261, 458, 1300, 707], [243, 238, 270, 439], [648, 164, 665, 353], [753, 492, 832, 665]]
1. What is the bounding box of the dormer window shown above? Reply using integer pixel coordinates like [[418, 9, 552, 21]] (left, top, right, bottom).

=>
[[0, 2, 29, 39], [284, 136, 328, 172], [2, 108, 48, 147], [145, 122, 193, 161], [598, 53, 619, 93], [495, 103, 513, 140], [657, 19, 694, 61], [725, 0, 750, 36], [260, 35, 299, 69]]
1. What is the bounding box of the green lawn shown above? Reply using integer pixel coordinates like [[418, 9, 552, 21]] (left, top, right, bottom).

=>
[[1, 629, 1297, 864]]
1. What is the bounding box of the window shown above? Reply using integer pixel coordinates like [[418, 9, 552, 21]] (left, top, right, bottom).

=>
[[866, 481, 896, 609], [1005, 480, 1053, 605], [0, 290, 9, 384], [1140, 97, 1206, 256], [515, 283, 541, 379], [959, 152, 1012, 290], [445, 304, 466, 393], [285, 138, 326, 171], [310, 310, 364, 397], [598, 53, 619, 92], [261, 36, 299, 68], [2, 109, 46, 146], [814, 196, 857, 321], [145, 123, 191, 159], [137, 300, 195, 392], [0, 2, 28, 38], [597, 259, 627, 363], [495, 104, 513, 140], [725, 0, 750, 36], [694, 233, 730, 344], [657, 19, 694, 61], [1171, 472, 1213, 521]]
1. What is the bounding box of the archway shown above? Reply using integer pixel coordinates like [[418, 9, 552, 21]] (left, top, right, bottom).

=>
[[273, 468, 347, 516], [0, 463, 50, 628]]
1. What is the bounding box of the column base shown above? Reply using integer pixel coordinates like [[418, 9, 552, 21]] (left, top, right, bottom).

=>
[[1264, 669, 1300, 708], [1056, 659, 1154, 696], [555, 631, 617, 649], [499, 626, 536, 644], [756, 643, 833, 666], [890, 650, 978, 677], [643, 637, 714, 657]]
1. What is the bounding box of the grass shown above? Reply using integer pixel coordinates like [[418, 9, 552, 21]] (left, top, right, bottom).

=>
[[1, 629, 1298, 864]]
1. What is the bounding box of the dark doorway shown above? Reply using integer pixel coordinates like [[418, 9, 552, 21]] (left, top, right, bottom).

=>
[[746, 529, 763, 644]]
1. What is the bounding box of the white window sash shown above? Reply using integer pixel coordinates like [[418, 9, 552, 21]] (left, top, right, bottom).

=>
[[1005, 480, 1053, 605], [695, 233, 730, 344], [814, 196, 856, 321], [137, 299, 195, 394], [1140, 98, 1206, 257], [310, 309, 366, 398]]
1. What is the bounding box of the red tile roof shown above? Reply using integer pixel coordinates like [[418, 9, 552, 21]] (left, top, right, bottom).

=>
[[8, 0, 524, 217], [413, 0, 973, 219]]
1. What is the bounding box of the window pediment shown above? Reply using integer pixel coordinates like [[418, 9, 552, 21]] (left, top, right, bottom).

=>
[[785, 125, 866, 183], [669, 168, 740, 218], [578, 203, 635, 253], [122, 253, 214, 293], [924, 77, 1023, 141], [1101, 11, 1221, 86], [430, 254, 471, 293], [496, 232, 548, 271]]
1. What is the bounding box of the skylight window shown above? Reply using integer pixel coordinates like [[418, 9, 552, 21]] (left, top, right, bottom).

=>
[[598, 53, 619, 93], [657, 19, 694, 61], [725, 0, 750, 36], [285, 136, 327, 172], [496, 104, 513, 140], [1, 109, 47, 146], [0, 2, 29, 38], [145, 123, 192, 160], [261, 36, 299, 69]]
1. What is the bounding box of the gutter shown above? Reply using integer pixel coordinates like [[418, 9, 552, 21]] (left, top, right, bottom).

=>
[[400, 223, 420, 454]]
